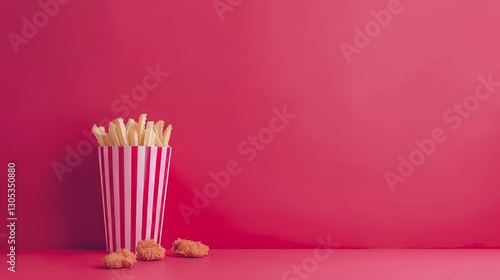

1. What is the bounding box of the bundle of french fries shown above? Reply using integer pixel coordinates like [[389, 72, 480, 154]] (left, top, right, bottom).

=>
[[92, 114, 172, 147]]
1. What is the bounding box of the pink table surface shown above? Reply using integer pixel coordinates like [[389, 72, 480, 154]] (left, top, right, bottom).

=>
[[2, 249, 500, 280]]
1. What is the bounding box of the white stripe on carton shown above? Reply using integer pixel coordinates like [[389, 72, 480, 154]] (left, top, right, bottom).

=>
[[124, 147, 132, 251], [112, 146, 121, 250]]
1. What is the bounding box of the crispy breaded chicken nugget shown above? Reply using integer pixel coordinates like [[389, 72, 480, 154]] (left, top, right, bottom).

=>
[[103, 249, 136, 269], [136, 239, 166, 261], [171, 238, 209, 258]]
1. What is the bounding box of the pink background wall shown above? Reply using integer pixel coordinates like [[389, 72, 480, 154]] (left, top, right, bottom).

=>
[[2, 0, 500, 249]]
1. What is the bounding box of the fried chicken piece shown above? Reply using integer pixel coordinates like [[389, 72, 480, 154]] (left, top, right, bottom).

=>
[[136, 239, 166, 261], [171, 238, 209, 258], [103, 249, 136, 269]]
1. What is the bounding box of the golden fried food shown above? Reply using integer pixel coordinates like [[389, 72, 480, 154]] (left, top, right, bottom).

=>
[[136, 239, 166, 261], [103, 249, 136, 269], [171, 238, 209, 258]]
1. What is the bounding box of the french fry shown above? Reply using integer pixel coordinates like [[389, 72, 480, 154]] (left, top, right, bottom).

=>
[[137, 114, 147, 145], [143, 121, 152, 147], [101, 134, 109, 146], [155, 133, 163, 146], [154, 121, 164, 146], [99, 127, 109, 146], [154, 121, 164, 140], [111, 133, 120, 146], [128, 129, 138, 146], [125, 120, 134, 146], [115, 118, 129, 146], [162, 124, 172, 147], [150, 131, 157, 146], [108, 122, 120, 146], [92, 125, 104, 146], [109, 122, 117, 145], [125, 119, 135, 136], [92, 124, 100, 135]]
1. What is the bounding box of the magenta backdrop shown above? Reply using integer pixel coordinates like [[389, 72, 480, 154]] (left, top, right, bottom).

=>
[[1, 0, 500, 249]]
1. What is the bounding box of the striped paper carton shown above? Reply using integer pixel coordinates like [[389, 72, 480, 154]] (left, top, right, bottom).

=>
[[98, 146, 172, 252]]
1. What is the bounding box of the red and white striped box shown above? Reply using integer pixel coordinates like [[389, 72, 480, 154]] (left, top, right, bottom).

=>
[[97, 146, 172, 253]]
